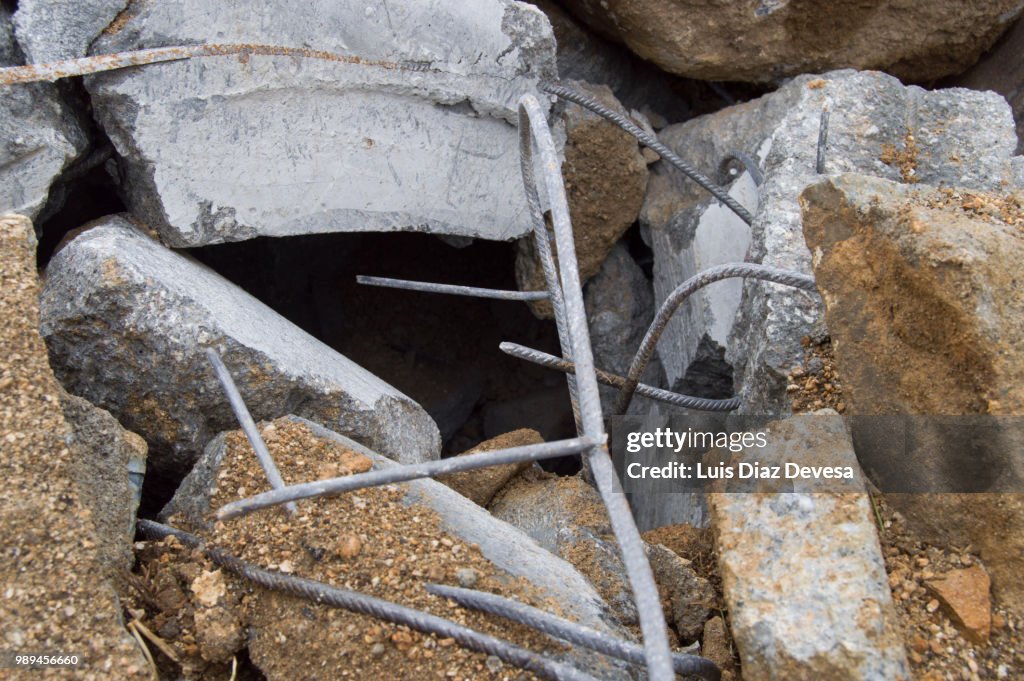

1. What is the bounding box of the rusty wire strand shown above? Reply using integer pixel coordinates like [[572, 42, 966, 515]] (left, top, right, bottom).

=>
[[499, 342, 740, 412], [356, 275, 548, 301], [427, 584, 721, 681], [0, 43, 436, 86], [205, 348, 297, 515], [539, 81, 754, 226], [519, 94, 675, 681], [614, 263, 819, 414], [136, 521, 598, 681], [216, 435, 599, 520]]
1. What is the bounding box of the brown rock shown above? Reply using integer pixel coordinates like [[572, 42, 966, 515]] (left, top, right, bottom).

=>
[[801, 174, 1024, 613], [701, 616, 736, 681], [556, 0, 1021, 82], [925, 565, 992, 644], [516, 81, 647, 318], [437, 429, 543, 506], [645, 543, 715, 643]]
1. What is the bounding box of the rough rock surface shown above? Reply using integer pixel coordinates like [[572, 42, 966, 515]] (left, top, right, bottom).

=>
[[13, 0, 129, 63], [925, 565, 992, 645], [645, 543, 714, 643], [555, 0, 1023, 83], [438, 428, 542, 506], [954, 16, 1024, 154], [517, 81, 647, 317], [85, 0, 556, 247], [641, 70, 1021, 413], [0, 214, 149, 680], [1, 7, 87, 220], [164, 415, 632, 679], [709, 413, 909, 680], [583, 241, 661, 414], [60, 390, 147, 580], [801, 173, 1024, 612], [41, 217, 441, 481]]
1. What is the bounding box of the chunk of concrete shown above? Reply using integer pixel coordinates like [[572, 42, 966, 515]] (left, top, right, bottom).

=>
[[40, 217, 441, 481], [13, 0, 129, 63], [802, 173, 1024, 613], [709, 414, 909, 680], [438, 428, 542, 506], [640, 70, 1021, 414], [85, 0, 557, 247], [1, 7, 88, 220], [0, 214, 150, 679]]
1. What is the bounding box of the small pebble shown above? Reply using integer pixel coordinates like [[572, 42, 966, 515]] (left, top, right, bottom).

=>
[[455, 568, 479, 588]]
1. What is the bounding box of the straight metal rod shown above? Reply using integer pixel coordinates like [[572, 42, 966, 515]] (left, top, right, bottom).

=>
[[216, 435, 599, 520], [519, 95, 675, 681], [499, 342, 740, 412], [205, 348, 297, 515], [356, 275, 549, 301], [427, 584, 721, 681], [137, 521, 598, 681]]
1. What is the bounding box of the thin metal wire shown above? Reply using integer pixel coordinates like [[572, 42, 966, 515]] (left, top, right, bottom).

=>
[[816, 106, 830, 174], [500, 342, 740, 412], [539, 81, 754, 226], [205, 348, 297, 515], [716, 151, 764, 187], [216, 435, 599, 520], [519, 94, 675, 681], [356, 275, 549, 301], [0, 43, 435, 86], [427, 584, 721, 681], [136, 521, 598, 681], [614, 263, 819, 414]]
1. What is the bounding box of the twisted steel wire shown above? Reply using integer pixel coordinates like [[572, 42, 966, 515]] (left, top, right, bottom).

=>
[[427, 584, 721, 681], [519, 94, 675, 681], [205, 348, 297, 515], [614, 263, 819, 414], [539, 81, 754, 226], [499, 342, 740, 412], [137, 521, 598, 681], [216, 435, 599, 520], [356, 275, 549, 301], [518, 113, 583, 433]]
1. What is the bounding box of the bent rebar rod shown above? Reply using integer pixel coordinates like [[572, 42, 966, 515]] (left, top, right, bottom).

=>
[[539, 81, 754, 226], [519, 94, 674, 681], [427, 584, 721, 681], [500, 342, 740, 412], [717, 151, 764, 187], [137, 521, 597, 681], [217, 435, 598, 520], [614, 263, 819, 414], [0, 43, 434, 86], [205, 348, 297, 515], [356, 275, 548, 301]]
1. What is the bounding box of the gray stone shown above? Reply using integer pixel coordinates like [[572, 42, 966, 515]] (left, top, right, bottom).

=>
[[555, 0, 1022, 83], [954, 16, 1024, 154], [60, 390, 146, 581], [583, 241, 662, 414], [1, 6, 87, 220], [13, 0, 128, 63], [645, 543, 714, 644], [40, 217, 441, 479], [640, 70, 1021, 415], [166, 415, 633, 679], [709, 413, 909, 680], [85, 0, 557, 247]]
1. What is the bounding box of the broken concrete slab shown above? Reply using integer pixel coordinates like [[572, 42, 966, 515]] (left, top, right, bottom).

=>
[[709, 413, 909, 680], [0, 214, 150, 680], [164, 415, 633, 679], [802, 173, 1024, 613], [640, 70, 1021, 414], [85, 0, 557, 247], [1, 6, 88, 220], [40, 217, 441, 482], [13, 0, 129, 64], [60, 390, 147, 581]]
